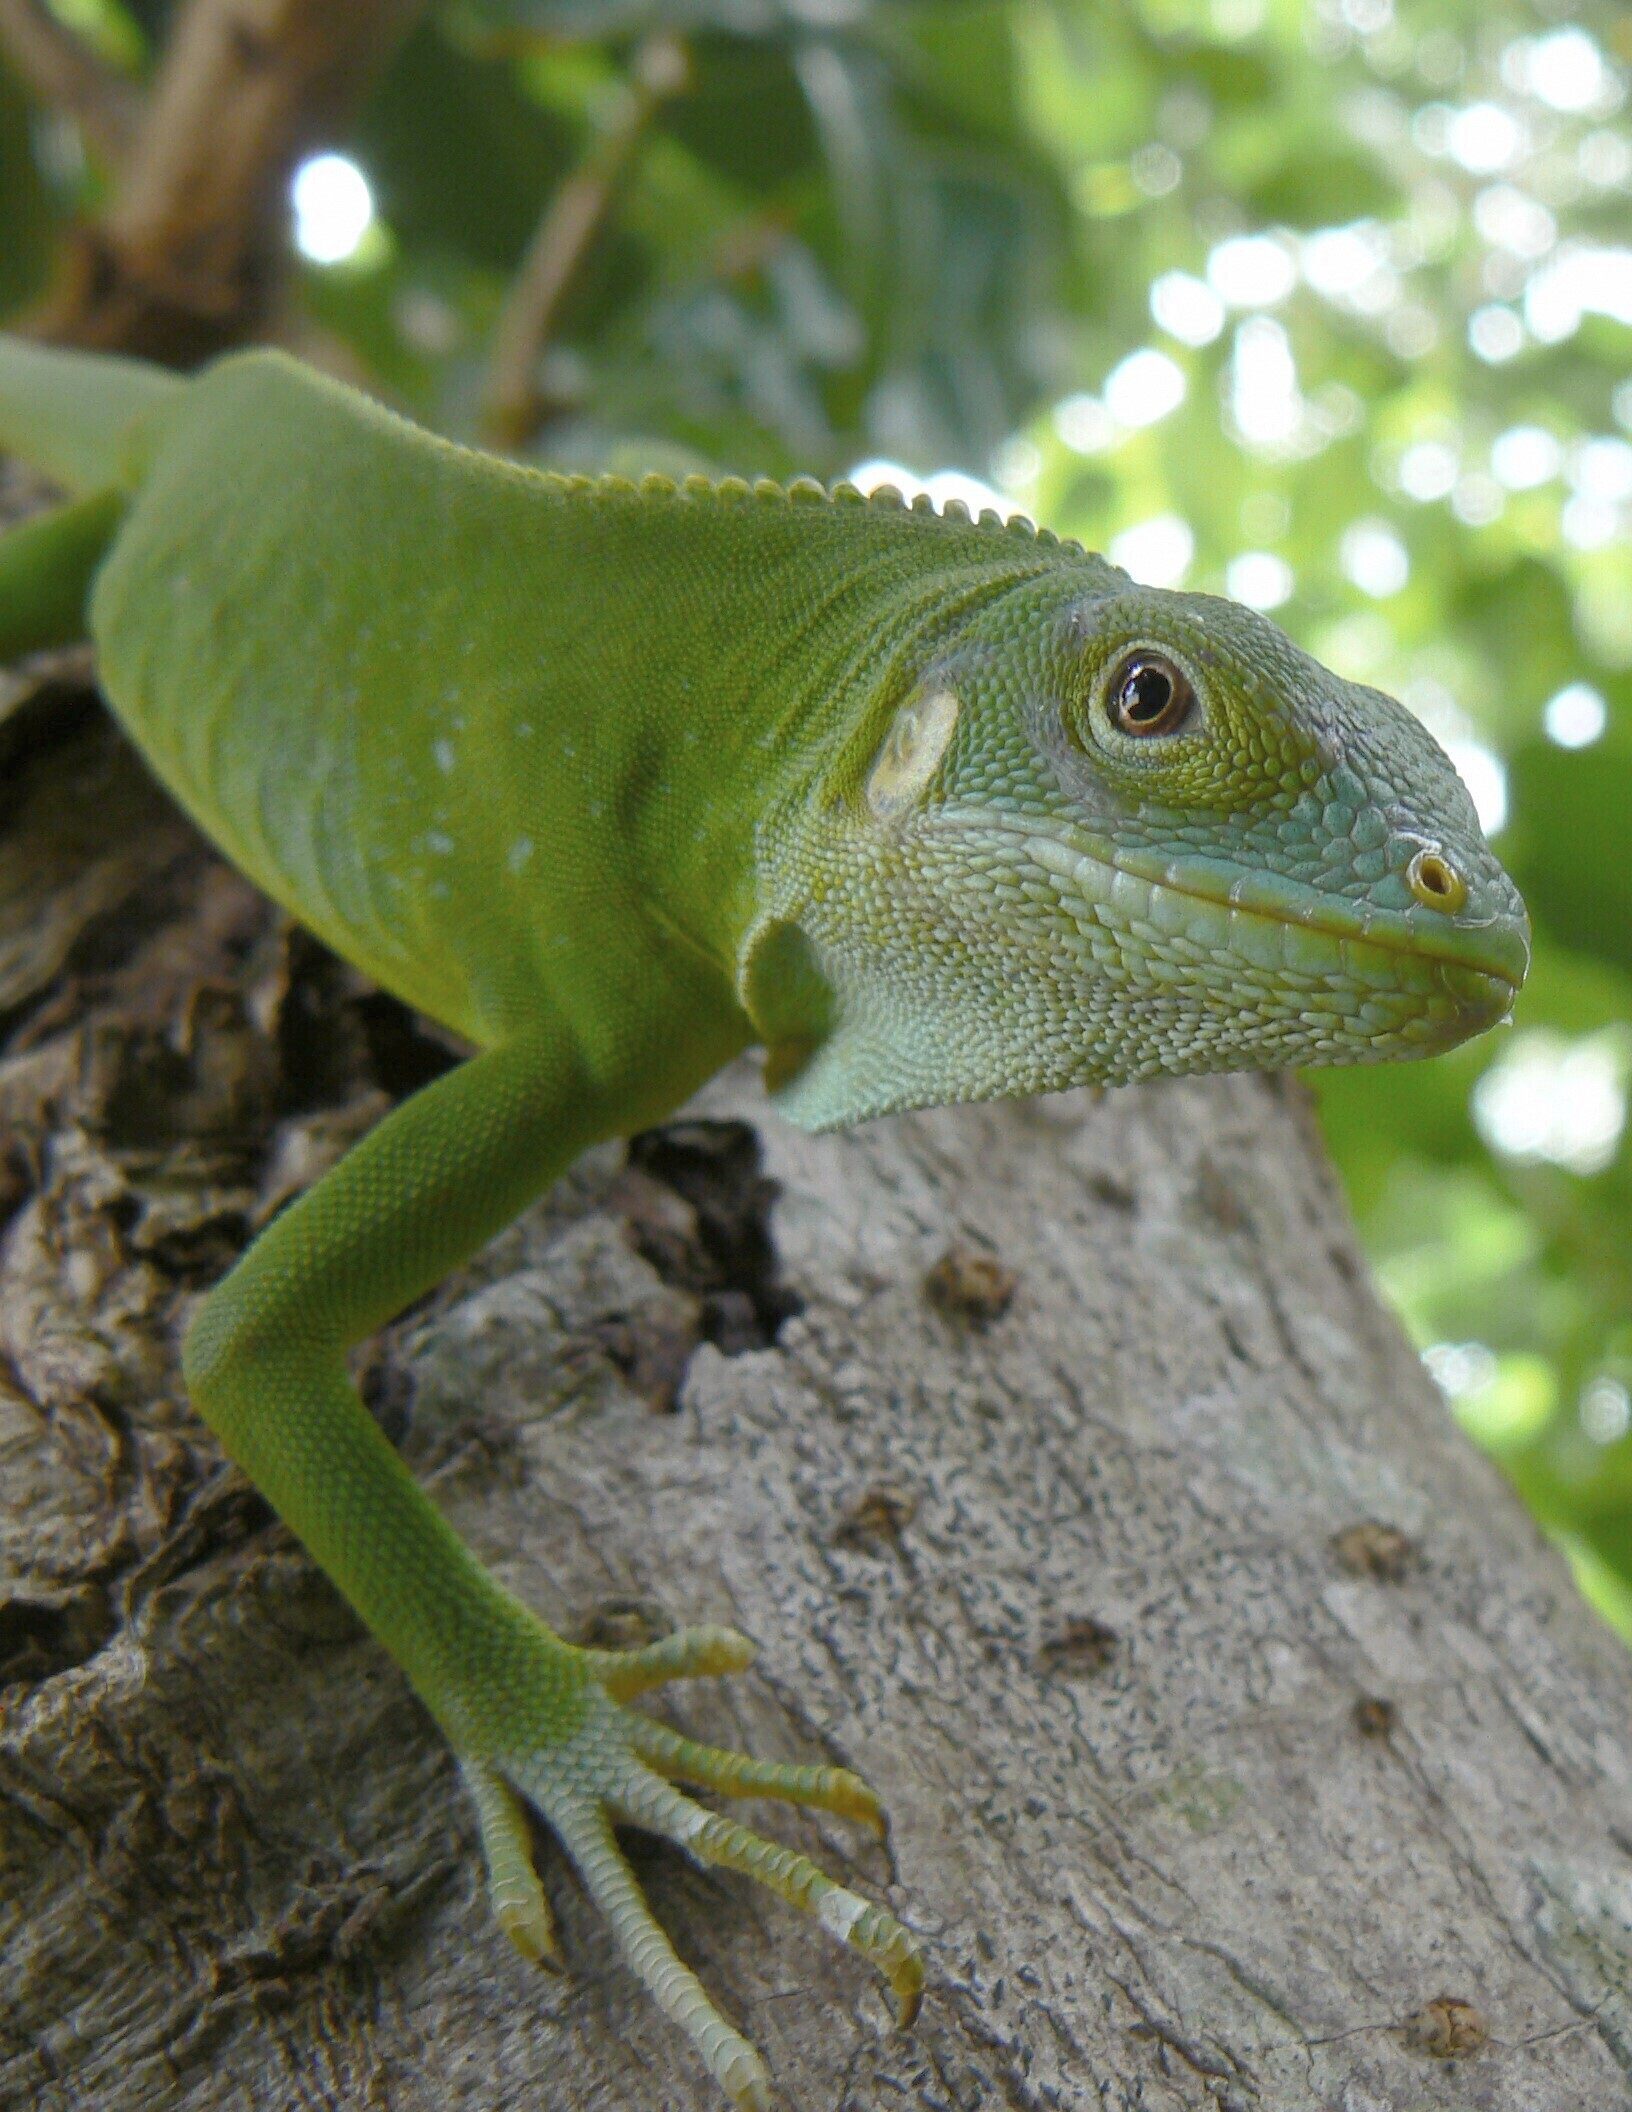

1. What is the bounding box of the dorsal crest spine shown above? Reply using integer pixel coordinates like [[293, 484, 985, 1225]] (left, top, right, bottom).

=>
[[535, 463, 1076, 550]]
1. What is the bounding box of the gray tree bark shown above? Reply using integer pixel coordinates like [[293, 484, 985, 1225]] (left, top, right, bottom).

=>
[[3, 552, 1632, 2112]]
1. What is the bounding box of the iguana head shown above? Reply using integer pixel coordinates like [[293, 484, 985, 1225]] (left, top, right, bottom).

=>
[[746, 556, 1529, 1130]]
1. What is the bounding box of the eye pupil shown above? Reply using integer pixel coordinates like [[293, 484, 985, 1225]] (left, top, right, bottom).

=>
[[1108, 652, 1194, 736], [1124, 666, 1172, 722]]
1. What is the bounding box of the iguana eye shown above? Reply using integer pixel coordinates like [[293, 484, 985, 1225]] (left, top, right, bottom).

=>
[[1107, 652, 1194, 737]]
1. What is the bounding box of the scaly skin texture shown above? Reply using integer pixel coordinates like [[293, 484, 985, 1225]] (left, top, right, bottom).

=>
[[0, 335, 1529, 2110]]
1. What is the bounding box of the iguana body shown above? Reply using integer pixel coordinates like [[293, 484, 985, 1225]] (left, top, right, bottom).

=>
[[0, 334, 1529, 2109]]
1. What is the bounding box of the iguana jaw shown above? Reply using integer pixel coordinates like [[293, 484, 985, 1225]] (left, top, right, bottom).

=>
[[1018, 828, 1528, 1034]]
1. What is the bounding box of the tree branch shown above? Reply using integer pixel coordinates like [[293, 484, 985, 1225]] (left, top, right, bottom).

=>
[[483, 31, 689, 450], [0, 0, 140, 168], [30, 0, 426, 363]]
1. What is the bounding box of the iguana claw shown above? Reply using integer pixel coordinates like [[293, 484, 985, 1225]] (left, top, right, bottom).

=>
[[461, 1622, 922, 2109]]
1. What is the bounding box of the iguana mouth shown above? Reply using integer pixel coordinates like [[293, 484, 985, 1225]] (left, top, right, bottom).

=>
[[1018, 829, 1530, 996]]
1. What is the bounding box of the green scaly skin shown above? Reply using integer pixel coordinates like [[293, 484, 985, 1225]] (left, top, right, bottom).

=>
[[0, 335, 1529, 2108]]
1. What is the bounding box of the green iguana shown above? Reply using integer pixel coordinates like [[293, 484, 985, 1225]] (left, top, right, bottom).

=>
[[0, 334, 1529, 2109]]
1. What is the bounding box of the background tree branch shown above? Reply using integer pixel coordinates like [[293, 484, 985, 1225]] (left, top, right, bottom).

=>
[[482, 30, 690, 450], [23, 0, 425, 361], [0, 0, 140, 169]]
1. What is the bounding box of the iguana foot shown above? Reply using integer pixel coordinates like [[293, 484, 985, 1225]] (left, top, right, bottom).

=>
[[456, 1621, 922, 2111]]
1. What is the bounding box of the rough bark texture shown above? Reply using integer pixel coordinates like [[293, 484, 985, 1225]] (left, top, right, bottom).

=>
[[3, 528, 1632, 2110]]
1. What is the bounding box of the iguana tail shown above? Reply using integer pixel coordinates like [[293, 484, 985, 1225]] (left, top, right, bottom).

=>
[[0, 333, 182, 496], [0, 335, 183, 658]]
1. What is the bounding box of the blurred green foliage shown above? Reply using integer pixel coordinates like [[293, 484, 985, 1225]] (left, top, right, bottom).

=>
[[5, 0, 1631, 1618]]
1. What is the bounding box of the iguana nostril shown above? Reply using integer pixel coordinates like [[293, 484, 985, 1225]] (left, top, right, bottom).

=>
[[1407, 847, 1467, 914]]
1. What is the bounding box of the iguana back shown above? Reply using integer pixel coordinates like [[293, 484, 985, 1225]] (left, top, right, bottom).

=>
[[88, 350, 1109, 1051]]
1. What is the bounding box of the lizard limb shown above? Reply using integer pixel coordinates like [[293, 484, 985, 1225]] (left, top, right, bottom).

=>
[[180, 1019, 915, 2106]]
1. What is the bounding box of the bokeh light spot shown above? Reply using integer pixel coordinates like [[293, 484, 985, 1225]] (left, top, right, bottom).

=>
[[291, 152, 375, 265]]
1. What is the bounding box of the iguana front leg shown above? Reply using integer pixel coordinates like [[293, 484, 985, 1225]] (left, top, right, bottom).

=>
[[181, 1023, 921, 2110]]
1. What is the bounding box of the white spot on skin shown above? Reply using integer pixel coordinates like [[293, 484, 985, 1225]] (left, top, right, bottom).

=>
[[433, 738, 457, 774], [817, 1888, 869, 1944], [867, 688, 961, 819], [507, 835, 535, 874], [425, 830, 455, 856]]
